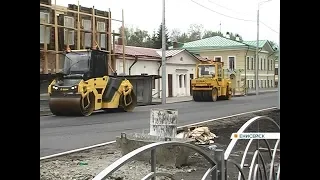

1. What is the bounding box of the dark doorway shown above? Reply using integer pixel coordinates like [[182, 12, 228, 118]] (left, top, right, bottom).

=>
[[189, 74, 194, 95], [168, 74, 173, 97]]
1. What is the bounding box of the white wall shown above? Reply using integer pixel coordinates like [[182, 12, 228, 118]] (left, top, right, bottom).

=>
[[116, 57, 161, 98], [158, 51, 198, 98], [243, 52, 276, 89], [116, 58, 160, 76], [116, 51, 199, 98]]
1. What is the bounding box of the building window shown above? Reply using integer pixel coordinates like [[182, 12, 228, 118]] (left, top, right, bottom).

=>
[[260, 58, 263, 70], [251, 80, 254, 88], [228, 56, 235, 70], [267, 59, 270, 70], [271, 80, 273, 87], [246, 57, 250, 70], [264, 59, 266, 70], [267, 80, 269, 88], [179, 75, 182, 88], [251, 57, 254, 70], [40, 12, 50, 44], [152, 78, 155, 89], [82, 19, 92, 48], [275, 68, 278, 75], [64, 16, 75, 45], [264, 80, 267, 88], [258, 80, 260, 88], [214, 56, 222, 62], [247, 80, 250, 88], [270, 60, 273, 70], [97, 21, 106, 49]]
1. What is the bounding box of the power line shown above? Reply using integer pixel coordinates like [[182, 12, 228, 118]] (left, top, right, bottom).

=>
[[191, 0, 279, 34], [191, 0, 254, 22], [260, 21, 279, 33], [207, 0, 250, 15]]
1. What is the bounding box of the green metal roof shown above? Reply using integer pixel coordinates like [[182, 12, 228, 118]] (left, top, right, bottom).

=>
[[169, 36, 276, 52], [243, 40, 268, 48], [181, 36, 247, 49]]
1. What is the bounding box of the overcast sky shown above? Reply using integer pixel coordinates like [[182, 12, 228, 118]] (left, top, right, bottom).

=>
[[55, 0, 280, 44]]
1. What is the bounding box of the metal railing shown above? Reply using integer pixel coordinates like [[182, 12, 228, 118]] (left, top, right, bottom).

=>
[[92, 141, 218, 180], [223, 116, 280, 180], [93, 115, 280, 180]]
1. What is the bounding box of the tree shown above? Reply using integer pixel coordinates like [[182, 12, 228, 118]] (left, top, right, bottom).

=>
[[177, 33, 190, 43], [153, 23, 171, 49], [202, 30, 223, 39], [119, 27, 154, 48], [188, 24, 204, 41], [170, 28, 181, 42]]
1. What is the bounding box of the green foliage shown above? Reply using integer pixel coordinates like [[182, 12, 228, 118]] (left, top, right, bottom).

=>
[[119, 23, 246, 48]]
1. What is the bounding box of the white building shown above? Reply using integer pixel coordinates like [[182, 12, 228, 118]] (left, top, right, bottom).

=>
[[114, 45, 200, 98]]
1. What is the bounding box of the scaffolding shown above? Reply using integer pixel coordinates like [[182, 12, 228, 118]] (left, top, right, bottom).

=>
[[40, 0, 126, 75]]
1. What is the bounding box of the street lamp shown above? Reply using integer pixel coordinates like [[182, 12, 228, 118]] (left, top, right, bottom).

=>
[[255, 0, 272, 95], [161, 0, 166, 104]]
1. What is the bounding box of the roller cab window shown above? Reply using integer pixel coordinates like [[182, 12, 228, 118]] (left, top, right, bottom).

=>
[[63, 52, 91, 74], [198, 65, 216, 78]]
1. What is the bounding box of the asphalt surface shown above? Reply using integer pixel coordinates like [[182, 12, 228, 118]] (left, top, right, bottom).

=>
[[40, 92, 278, 157]]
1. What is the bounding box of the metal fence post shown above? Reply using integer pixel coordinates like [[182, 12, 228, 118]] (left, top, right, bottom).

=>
[[213, 149, 225, 180]]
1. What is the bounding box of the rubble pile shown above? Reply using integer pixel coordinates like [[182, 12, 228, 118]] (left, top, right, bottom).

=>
[[176, 126, 217, 145]]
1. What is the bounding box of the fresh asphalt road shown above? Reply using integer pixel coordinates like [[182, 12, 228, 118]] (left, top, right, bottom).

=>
[[40, 92, 278, 157]]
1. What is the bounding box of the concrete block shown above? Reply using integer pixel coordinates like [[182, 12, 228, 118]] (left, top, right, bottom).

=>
[[116, 132, 195, 168]]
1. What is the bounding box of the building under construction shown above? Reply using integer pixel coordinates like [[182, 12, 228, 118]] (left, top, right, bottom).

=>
[[40, 0, 126, 76], [40, 0, 160, 106]]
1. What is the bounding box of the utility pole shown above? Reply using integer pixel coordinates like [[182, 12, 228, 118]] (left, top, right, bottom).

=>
[[255, 0, 272, 95], [278, 19, 280, 109], [255, 8, 259, 95], [219, 21, 221, 32], [161, 0, 166, 104]]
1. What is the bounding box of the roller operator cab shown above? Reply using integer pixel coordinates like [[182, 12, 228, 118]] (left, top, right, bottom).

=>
[[48, 49, 137, 116], [191, 61, 232, 102]]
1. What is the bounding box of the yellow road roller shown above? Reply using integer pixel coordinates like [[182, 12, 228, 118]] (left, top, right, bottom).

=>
[[191, 60, 232, 102], [48, 49, 137, 116]]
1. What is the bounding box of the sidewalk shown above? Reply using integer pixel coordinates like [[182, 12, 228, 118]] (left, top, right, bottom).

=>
[[40, 88, 277, 101], [139, 88, 278, 104]]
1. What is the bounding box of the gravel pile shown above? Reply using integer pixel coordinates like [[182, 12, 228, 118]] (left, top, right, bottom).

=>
[[40, 109, 280, 180]]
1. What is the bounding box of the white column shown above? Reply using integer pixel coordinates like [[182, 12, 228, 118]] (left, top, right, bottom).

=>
[[186, 74, 190, 96], [182, 74, 185, 90], [182, 74, 186, 96], [176, 74, 179, 97]]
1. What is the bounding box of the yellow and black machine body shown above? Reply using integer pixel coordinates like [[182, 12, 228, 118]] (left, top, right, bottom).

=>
[[191, 60, 232, 102], [48, 49, 137, 116]]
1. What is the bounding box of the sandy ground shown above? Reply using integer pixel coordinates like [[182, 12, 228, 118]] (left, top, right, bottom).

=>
[[40, 109, 280, 180]]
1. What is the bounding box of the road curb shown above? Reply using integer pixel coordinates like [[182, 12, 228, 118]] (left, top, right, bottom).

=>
[[40, 112, 52, 116], [39, 90, 278, 116], [233, 90, 278, 97]]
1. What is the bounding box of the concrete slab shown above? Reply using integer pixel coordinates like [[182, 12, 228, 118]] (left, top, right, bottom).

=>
[[116, 132, 195, 168]]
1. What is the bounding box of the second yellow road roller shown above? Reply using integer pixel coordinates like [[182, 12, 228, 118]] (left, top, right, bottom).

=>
[[48, 49, 137, 116], [191, 60, 232, 102]]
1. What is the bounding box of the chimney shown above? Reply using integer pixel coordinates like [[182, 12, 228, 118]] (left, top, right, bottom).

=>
[[235, 34, 240, 41], [226, 32, 230, 39], [117, 37, 123, 45], [173, 41, 178, 48]]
